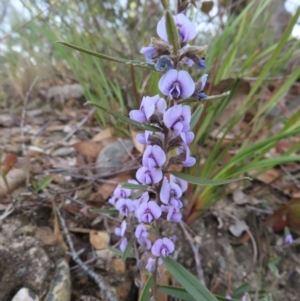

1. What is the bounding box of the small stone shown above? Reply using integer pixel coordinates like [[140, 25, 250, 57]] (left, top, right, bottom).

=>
[[11, 288, 39, 301]]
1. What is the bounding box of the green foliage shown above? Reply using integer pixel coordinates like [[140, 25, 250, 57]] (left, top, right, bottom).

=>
[[162, 256, 219, 301]]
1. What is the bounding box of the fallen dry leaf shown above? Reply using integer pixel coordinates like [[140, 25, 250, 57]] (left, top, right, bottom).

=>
[[73, 141, 104, 163], [92, 128, 112, 142], [1, 153, 18, 175], [248, 168, 280, 184], [89, 230, 109, 250], [0, 168, 26, 197]]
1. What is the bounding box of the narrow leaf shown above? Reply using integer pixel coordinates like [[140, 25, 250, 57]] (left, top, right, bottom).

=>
[[38, 175, 52, 190], [56, 41, 156, 71], [108, 246, 135, 258], [85, 101, 162, 132], [170, 171, 251, 186], [165, 10, 180, 55], [122, 241, 133, 262], [190, 104, 204, 131], [139, 275, 154, 301], [162, 257, 219, 301], [159, 285, 197, 301], [121, 183, 149, 190], [92, 208, 119, 215]]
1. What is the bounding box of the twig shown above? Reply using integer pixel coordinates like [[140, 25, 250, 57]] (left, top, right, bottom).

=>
[[55, 203, 120, 301], [21, 76, 39, 154], [179, 221, 206, 285], [63, 108, 96, 142]]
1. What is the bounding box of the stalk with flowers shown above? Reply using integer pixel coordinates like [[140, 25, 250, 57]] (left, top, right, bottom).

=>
[[58, 1, 253, 300]]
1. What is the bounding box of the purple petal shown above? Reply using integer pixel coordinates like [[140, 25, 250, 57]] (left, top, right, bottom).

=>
[[148, 201, 162, 219], [143, 145, 166, 167], [108, 196, 117, 206], [175, 14, 196, 43], [146, 258, 155, 273], [185, 132, 194, 144], [114, 227, 121, 236], [120, 237, 128, 252], [129, 110, 146, 123], [114, 185, 131, 198], [197, 58, 206, 70], [162, 237, 175, 255], [156, 16, 168, 42], [177, 71, 195, 99], [159, 69, 178, 97], [138, 237, 152, 250], [154, 96, 167, 113], [141, 96, 156, 120], [160, 178, 171, 205], [135, 224, 148, 239], [167, 206, 182, 223], [173, 122, 184, 137], [200, 74, 208, 90], [163, 104, 182, 129], [151, 239, 164, 257], [182, 156, 196, 167], [170, 175, 188, 192], [140, 46, 157, 63]]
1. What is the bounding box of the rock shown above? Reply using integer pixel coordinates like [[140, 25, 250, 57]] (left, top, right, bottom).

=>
[[95, 139, 134, 174], [0, 237, 54, 300], [44, 259, 71, 301], [11, 288, 39, 301]]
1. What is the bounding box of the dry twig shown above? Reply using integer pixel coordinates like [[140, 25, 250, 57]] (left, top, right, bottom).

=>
[[55, 203, 120, 301], [179, 221, 206, 285]]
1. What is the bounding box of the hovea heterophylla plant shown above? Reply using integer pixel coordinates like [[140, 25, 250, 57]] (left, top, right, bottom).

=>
[[54, 1, 290, 300]]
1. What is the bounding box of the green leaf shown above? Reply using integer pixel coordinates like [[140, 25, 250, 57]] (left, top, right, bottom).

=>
[[121, 183, 149, 190], [37, 175, 52, 190], [165, 10, 180, 56], [92, 208, 119, 215], [159, 286, 197, 301], [122, 241, 133, 262], [56, 41, 157, 71], [162, 257, 219, 301], [108, 246, 135, 258], [139, 275, 154, 301], [190, 104, 204, 131], [260, 295, 272, 301], [170, 171, 251, 186], [85, 101, 162, 132]]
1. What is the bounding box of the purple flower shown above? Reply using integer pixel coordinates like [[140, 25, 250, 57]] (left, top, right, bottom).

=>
[[120, 237, 128, 252], [197, 57, 206, 69], [136, 166, 163, 184], [159, 69, 195, 100], [152, 95, 167, 113], [164, 104, 191, 136], [152, 238, 175, 257], [133, 191, 149, 209], [135, 201, 162, 223], [135, 224, 149, 240], [140, 46, 157, 63], [160, 178, 183, 208], [115, 220, 127, 236], [180, 45, 194, 67], [285, 234, 294, 244], [180, 131, 194, 145], [138, 237, 152, 250], [225, 295, 232, 300], [170, 174, 188, 192], [157, 13, 196, 43], [143, 145, 166, 168], [115, 198, 134, 215], [136, 130, 152, 145], [155, 56, 174, 72], [146, 258, 155, 273], [177, 144, 196, 167], [129, 96, 156, 123], [113, 185, 131, 198], [161, 205, 182, 222]]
